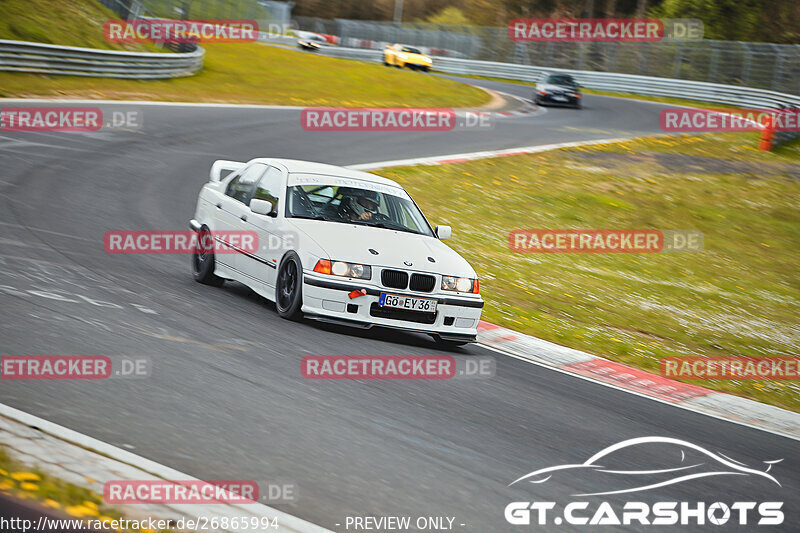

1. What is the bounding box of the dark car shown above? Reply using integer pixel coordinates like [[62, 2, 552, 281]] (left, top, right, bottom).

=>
[[534, 74, 582, 108]]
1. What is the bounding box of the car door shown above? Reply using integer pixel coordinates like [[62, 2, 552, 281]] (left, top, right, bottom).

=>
[[217, 163, 267, 275], [241, 165, 286, 288]]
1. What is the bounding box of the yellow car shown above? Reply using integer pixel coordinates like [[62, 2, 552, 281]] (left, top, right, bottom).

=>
[[383, 44, 432, 72]]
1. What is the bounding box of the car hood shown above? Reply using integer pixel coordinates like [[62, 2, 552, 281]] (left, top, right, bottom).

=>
[[288, 219, 475, 276]]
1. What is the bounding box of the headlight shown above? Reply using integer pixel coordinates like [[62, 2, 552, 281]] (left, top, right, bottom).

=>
[[314, 259, 371, 280], [423, 57, 432, 63], [441, 275, 478, 293]]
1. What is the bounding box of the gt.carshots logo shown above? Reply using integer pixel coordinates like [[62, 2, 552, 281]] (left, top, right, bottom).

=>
[[505, 437, 784, 526]]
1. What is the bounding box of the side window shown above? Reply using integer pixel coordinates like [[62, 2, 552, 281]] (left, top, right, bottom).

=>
[[252, 166, 283, 208], [225, 163, 266, 205]]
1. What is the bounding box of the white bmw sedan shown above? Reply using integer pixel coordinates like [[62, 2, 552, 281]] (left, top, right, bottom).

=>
[[190, 158, 483, 346]]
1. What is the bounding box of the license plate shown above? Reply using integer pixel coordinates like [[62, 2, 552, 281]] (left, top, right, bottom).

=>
[[552, 95, 568, 102], [379, 293, 437, 313]]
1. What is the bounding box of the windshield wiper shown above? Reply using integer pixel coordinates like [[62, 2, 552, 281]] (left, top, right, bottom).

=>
[[370, 221, 423, 235]]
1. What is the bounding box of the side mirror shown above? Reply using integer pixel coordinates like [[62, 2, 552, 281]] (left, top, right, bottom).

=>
[[251, 199, 276, 217], [435, 225, 452, 240]]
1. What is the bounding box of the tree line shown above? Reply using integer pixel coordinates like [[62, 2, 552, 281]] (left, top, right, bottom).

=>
[[291, 0, 799, 44]]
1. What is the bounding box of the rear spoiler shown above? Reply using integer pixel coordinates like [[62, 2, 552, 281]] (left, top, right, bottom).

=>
[[209, 160, 246, 183]]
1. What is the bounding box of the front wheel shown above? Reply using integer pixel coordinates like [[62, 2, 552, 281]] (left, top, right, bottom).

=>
[[192, 227, 225, 287], [275, 251, 303, 320]]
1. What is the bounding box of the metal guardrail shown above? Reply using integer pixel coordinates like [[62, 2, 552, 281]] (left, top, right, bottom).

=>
[[0, 40, 204, 79], [319, 46, 800, 111], [296, 17, 800, 96]]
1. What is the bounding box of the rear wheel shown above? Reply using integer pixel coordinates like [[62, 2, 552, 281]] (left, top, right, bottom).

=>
[[192, 226, 224, 287], [275, 251, 303, 320]]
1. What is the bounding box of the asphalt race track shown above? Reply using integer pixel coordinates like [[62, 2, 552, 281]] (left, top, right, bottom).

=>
[[1, 79, 798, 531]]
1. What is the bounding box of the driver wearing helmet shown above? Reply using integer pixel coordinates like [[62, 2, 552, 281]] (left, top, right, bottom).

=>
[[338, 188, 380, 221]]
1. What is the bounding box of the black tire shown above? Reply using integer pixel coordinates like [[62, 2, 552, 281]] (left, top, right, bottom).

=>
[[192, 226, 225, 287], [275, 251, 303, 320]]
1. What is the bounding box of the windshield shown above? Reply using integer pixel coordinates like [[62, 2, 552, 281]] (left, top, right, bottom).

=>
[[401, 46, 422, 54], [546, 74, 577, 86], [286, 179, 434, 236]]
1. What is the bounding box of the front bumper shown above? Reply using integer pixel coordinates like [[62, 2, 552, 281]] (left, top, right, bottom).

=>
[[536, 92, 581, 106], [302, 272, 482, 340], [405, 59, 432, 69]]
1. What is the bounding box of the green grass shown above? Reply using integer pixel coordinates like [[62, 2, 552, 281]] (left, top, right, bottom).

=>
[[0, 0, 157, 52], [0, 42, 490, 107], [0, 0, 488, 107], [379, 133, 800, 412], [0, 445, 119, 524]]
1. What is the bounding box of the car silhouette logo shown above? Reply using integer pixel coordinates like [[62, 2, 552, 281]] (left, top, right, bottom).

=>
[[509, 436, 782, 497]]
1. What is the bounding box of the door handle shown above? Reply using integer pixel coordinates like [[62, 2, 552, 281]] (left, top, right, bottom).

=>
[[216, 203, 222, 209], [240, 215, 247, 222]]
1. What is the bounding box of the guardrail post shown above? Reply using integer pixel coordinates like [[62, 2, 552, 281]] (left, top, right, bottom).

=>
[[739, 42, 752, 86], [771, 44, 785, 91], [672, 41, 684, 79], [708, 42, 720, 83]]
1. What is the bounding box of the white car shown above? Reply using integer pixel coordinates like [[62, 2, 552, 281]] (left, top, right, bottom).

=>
[[189, 158, 483, 346]]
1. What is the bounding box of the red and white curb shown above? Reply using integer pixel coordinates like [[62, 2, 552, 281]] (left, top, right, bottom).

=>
[[477, 321, 800, 440], [458, 89, 541, 119]]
